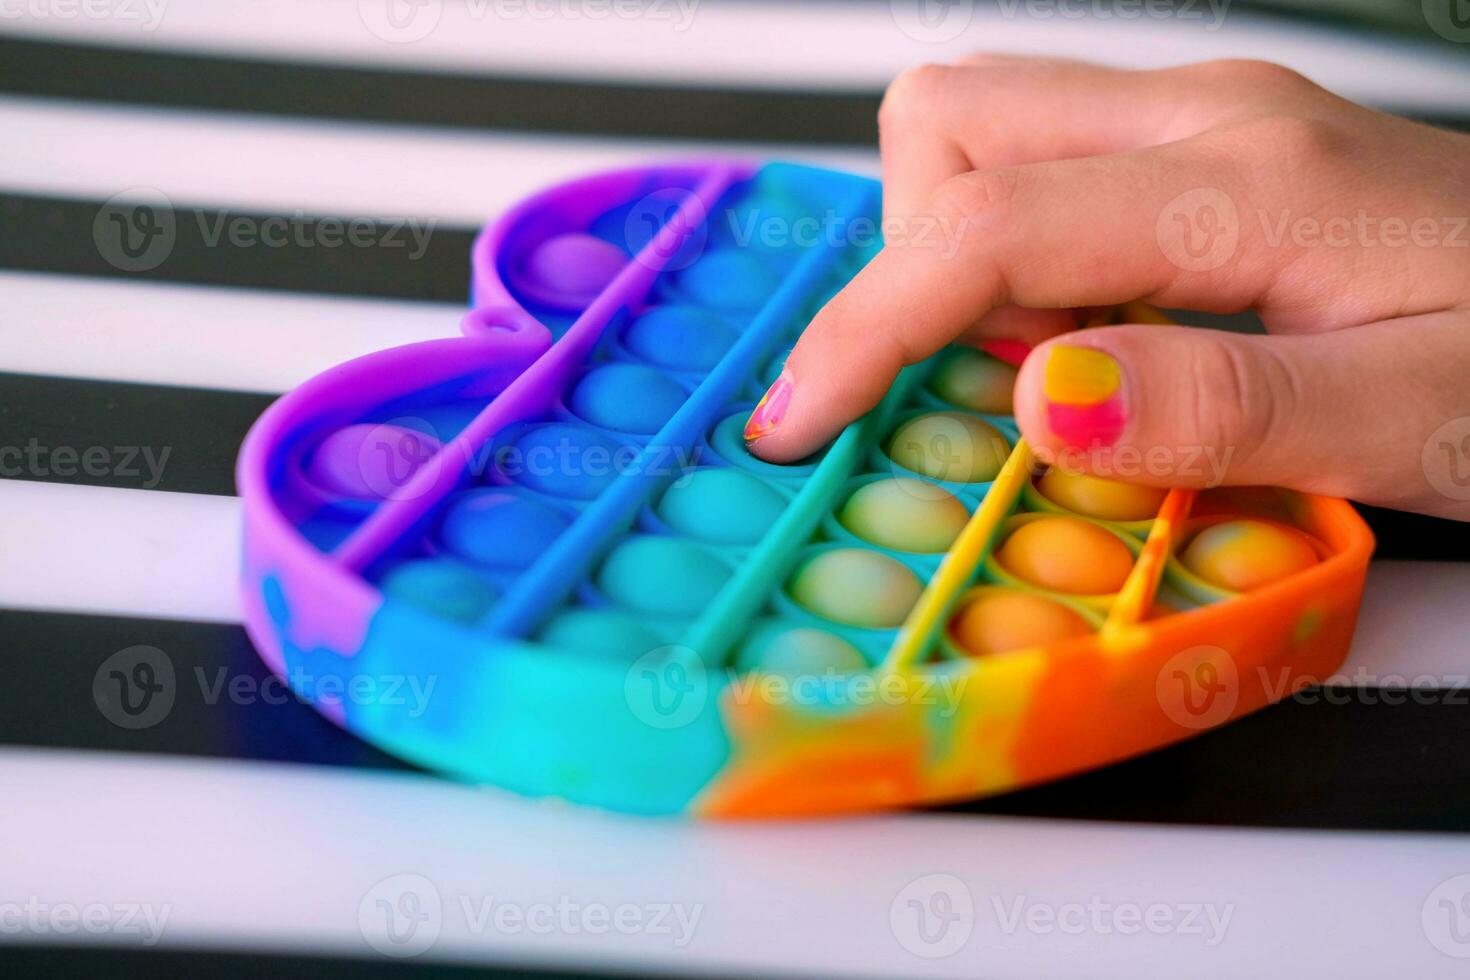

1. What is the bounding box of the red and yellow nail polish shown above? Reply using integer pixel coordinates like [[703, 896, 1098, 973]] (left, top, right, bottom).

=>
[[745, 371, 793, 444], [1044, 346, 1125, 447], [980, 338, 1032, 367]]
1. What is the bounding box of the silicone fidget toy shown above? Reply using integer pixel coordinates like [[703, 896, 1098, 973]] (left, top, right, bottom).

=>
[[238, 160, 1376, 817]]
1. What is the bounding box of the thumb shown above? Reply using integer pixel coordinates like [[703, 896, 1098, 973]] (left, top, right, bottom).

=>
[[1013, 317, 1470, 519]]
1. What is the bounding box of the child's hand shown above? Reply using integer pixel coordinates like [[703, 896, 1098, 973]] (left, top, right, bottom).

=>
[[744, 57, 1470, 520]]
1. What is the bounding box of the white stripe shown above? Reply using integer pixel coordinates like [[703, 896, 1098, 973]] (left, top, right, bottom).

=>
[[0, 481, 241, 623], [0, 747, 1463, 978], [0, 95, 877, 223], [5, 1, 1470, 112], [0, 271, 462, 393], [0, 480, 1466, 686]]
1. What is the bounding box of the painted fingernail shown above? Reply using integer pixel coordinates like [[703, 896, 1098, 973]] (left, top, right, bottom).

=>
[[981, 339, 1033, 367], [745, 371, 793, 444], [1044, 346, 1125, 448]]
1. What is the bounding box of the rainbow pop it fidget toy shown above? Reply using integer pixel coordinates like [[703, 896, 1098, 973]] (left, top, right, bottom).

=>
[[238, 160, 1375, 816]]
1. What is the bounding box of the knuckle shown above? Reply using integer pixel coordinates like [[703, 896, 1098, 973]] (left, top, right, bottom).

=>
[[929, 170, 1018, 228], [1194, 58, 1312, 92], [1239, 114, 1348, 165], [1183, 336, 1297, 468], [879, 63, 953, 129]]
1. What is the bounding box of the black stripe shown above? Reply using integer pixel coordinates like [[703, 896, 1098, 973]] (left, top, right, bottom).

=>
[[0, 945, 703, 980], [0, 608, 411, 772], [2, 33, 1467, 145], [0, 193, 474, 301], [1354, 503, 1470, 561], [4, 607, 1467, 832], [0, 373, 272, 496], [0, 35, 881, 145], [946, 688, 1470, 832]]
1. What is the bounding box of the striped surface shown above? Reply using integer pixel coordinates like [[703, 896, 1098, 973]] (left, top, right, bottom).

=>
[[3, 6, 1470, 977]]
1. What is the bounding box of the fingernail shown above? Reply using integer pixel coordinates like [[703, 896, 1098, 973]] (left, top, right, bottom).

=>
[[981, 339, 1032, 366], [1044, 345, 1125, 447], [745, 371, 793, 444]]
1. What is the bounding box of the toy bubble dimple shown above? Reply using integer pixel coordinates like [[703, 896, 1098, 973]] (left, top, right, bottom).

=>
[[1036, 468, 1168, 523], [568, 363, 686, 435], [949, 588, 1093, 657], [658, 468, 787, 545], [504, 423, 626, 499], [1180, 519, 1319, 592], [672, 248, 778, 314], [886, 412, 1009, 484], [997, 517, 1134, 595], [597, 535, 732, 618], [928, 347, 1018, 415], [522, 232, 628, 303], [306, 422, 443, 500], [380, 559, 497, 625], [788, 548, 923, 629], [623, 306, 739, 372], [439, 490, 570, 570], [838, 478, 969, 553], [538, 608, 666, 661], [735, 620, 868, 677]]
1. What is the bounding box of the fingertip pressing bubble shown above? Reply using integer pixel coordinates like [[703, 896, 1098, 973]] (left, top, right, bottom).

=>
[[838, 478, 970, 553], [928, 347, 1018, 415], [886, 412, 1009, 484], [1036, 468, 1168, 523], [380, 559, 498, 625], [569, 363, 686, 435], [949, 588, 1093, 657], [996, 517, 1135, 595], [624, 306, 740, 372], [439, 490, 570, 569], [1180, 519, 1319, 592], [788, 548, 923, 629], [658, 468, 788, 545], [597, 535, 732, 618]]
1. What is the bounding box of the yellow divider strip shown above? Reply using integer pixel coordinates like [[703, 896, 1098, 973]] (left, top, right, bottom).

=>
[[885, 438, 1035, 674], [1102, 488, 1196, 638]]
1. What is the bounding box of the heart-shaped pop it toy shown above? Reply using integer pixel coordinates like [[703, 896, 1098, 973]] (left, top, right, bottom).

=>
[[239, 160, 1374, 817]]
